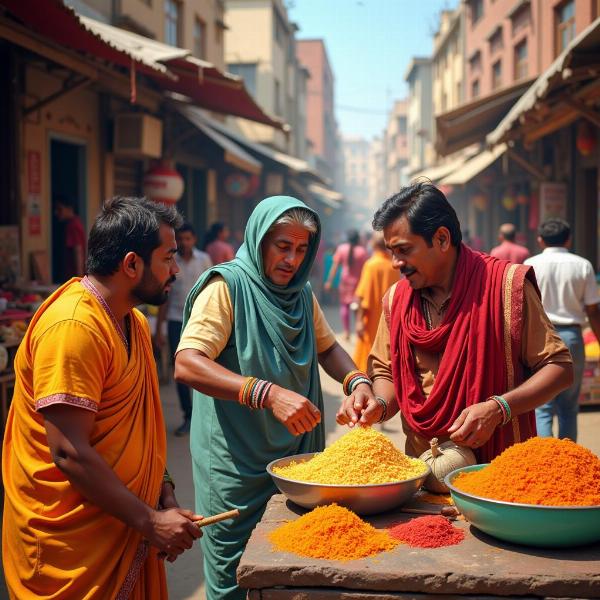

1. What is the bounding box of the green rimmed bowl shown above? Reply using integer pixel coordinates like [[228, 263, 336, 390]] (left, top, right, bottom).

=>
[[445, 464, 600, 548]]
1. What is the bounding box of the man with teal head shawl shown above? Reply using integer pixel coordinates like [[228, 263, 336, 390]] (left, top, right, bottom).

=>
[[176, 197, 376, 599]]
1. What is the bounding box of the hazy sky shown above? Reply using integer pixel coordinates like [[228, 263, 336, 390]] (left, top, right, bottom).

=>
[[288, 0, 458, 141]]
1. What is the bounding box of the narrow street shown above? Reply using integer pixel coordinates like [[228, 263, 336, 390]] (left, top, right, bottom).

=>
[[162, 305, 600, 599]]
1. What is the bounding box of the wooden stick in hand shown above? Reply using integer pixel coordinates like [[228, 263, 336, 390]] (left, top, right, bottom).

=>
[[193, 508, 240, 528]]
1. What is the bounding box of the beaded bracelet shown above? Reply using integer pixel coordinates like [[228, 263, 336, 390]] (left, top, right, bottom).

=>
[[343, 370, 372, 396], [489, 395, 512, 426], [375, 396, 388, 423]]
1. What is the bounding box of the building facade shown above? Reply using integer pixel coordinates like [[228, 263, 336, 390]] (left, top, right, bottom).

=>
[[433, 7, 465, 117], [341, 136, 370, 225], [296, 39, 337, 183], [464, 0, 598, 103], [368, 136, 386, 211], [224, 0, 307, 157], [405, 57, 434, 175], [68, 0, 227, 69], [383, 99, 409, 196]]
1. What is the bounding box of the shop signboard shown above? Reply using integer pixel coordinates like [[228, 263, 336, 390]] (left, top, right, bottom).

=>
[[539, 182, 567, 222], [27, 150, 41, 236]]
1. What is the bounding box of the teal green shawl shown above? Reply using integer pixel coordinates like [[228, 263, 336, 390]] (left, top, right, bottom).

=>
[[182, 196, 325, 600]]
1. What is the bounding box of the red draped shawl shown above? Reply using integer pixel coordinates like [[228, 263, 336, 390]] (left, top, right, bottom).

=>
[[389, 244, 537, 462]]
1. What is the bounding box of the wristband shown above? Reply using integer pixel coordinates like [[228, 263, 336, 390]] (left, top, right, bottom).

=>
[[489, 395, 512, 426], [375, 396, 388, 423]]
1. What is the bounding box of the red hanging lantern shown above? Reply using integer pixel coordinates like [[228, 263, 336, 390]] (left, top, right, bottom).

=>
[[143, 160, 184, 204], [576, 121, 597, 157], [516, 193, 528, 206]]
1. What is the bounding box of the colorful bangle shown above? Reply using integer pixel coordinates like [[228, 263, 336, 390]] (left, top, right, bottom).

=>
[[239, 376, 256, 405], [375, 396, 388, 423], [238, 376, 272, 409], [490, 395, 512, 426], [260, 382, 273, 409], [343, 370, 372, 396], [348, 376, 372, 394]]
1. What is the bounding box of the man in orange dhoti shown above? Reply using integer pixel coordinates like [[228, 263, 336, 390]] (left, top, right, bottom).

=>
[[2, 197, 202, 599], [353, 232, 398, 371]]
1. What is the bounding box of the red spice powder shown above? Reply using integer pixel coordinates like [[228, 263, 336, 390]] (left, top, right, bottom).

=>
[[388, 516, 465, 548]]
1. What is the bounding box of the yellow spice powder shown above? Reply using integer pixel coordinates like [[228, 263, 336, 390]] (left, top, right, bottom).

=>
[[269, 503, 399, 561], [274, 427, 428, 485]]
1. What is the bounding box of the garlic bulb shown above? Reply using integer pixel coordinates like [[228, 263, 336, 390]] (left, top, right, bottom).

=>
[[419, 438, 477, 493]]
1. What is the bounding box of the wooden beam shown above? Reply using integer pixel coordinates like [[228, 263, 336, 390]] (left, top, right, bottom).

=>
[[506, 149, 546, 180], [522, 108, 579, 145], [0, 17, 98, 80], [562, 97, 600, 129], [23, 76, 92, 116]]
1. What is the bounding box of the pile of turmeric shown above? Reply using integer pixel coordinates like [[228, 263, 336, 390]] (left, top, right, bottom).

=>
[[273, 427, 427, 485], [269, 503, 399, 560], [454, 437, 600, 506]]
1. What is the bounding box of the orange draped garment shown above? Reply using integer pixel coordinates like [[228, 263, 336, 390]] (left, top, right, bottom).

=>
[[2, 278, 167, 599], [353, 250, 399, 372]]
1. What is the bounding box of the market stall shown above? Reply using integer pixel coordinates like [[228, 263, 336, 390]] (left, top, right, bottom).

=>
[[238, 430, 600, 599], [239, 494, 600, 599]]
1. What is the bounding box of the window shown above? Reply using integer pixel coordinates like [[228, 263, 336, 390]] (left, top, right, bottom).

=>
[[471, 78, 480, 99], [227, 63, 257, 97], [556, 0, 575, 55], [470, 0, 484, 26], [489, 26, 503, 54], [511, 3, 531, 37], [398, 116, 407, 136], [164, 0, 180, 46], [492, 60, 502, 90], [514, 39, 528, 80], [193, 18, 205, 59], [469, 49, 482, 74], [274, 78, 281, 115]]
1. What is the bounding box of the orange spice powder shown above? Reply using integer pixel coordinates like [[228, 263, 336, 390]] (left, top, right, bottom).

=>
[[453, 437, 600, 506], [269, 503, 399, 561]]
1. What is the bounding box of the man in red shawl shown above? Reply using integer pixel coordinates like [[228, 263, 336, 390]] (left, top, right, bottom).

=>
[[337, 183, 573, 462]]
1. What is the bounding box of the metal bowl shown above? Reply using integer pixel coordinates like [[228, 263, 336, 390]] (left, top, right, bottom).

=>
[[446, 464, 600, 548], [267, 452, 430, 515]]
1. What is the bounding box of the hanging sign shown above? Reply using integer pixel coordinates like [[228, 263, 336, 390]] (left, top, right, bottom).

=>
[[539, 182, 567, 222], [27, 150, 42, 236]]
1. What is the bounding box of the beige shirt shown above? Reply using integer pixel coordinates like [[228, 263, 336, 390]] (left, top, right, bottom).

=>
[[368, 279, 572, 456], [178, 276, 337, 359]]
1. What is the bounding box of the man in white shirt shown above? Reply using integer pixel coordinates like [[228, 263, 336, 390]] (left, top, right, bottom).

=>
[[525, 218, 600, 441], [155, 223, 212, 436]]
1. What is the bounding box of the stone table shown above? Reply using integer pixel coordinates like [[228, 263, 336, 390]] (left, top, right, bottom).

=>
[[237, 495, 600, 600]]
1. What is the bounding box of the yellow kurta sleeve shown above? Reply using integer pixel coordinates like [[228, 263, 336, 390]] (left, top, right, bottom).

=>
[[177, 276, 233, 360], [312, 294, 336, 353], [178, 276, 336, 359], [33, 319, 110, 413]]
